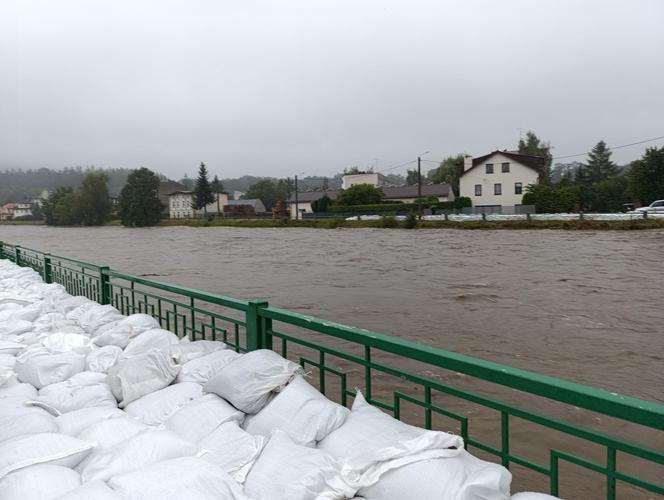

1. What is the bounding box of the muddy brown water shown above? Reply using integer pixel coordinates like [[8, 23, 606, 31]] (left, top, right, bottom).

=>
[[1, 225, 663, 498]]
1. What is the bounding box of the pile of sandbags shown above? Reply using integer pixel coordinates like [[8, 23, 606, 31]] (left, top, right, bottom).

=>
[[0, 259, 559, 500]]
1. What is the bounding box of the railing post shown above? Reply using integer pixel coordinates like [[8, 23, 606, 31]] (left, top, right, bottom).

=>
[[15, 246, 21, 266], [43, 253, 53, 283], [0, 241, 4, 259], [246, 300, 269, 351], [99, 266, 111, 305]]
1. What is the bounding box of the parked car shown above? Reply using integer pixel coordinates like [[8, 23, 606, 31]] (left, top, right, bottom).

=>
[[634, 200, 664, 214]]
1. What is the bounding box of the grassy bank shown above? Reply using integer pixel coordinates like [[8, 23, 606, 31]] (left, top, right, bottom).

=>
[[4, 218, 663, 230], [158, 217, 664, 230]]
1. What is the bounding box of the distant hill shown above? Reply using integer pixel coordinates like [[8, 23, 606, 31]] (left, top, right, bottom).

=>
[[0, 167, 133, 203]]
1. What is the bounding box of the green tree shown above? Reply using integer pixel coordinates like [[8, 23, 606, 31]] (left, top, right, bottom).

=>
[[42, 187, 74, 225], [406, 169, 419, 186], [179, 174, 195, 191], [427, 154, 465, 194], [518, 131, 553, 182], [243, 179, 286, 210], [335, 184, 384, 206], [193, 162, 215, 215], [522, 183, 580, 213], [210, 175, 224, 193], [118, 168, 163, 227], [575, 141, 620, 211], [629, 147, 664, 205], [311, 195, 334, 212], [76, 171, 112, 225]]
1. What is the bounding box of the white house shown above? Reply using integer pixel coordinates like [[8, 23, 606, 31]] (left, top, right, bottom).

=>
[[13, 202, 33, 219], [168, 191, 229, 219], [459, 151, 545, 210], [341, 173, 386, 190]]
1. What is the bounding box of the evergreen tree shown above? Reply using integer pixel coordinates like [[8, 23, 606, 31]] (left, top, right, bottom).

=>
[[629, 146, 664, 205], [518, 131, 553, 183], [406, 169, 419, 186], [210, 175, 224, 193], [575, 141, 620, 211], [118, 168, 164, 227], [179, 174, 195, 191], [193, 162, 215, 214]]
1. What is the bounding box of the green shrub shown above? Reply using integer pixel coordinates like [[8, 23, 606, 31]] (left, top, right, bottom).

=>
[[403, 213, 418, 229], [379, 215, 399, 228], [330, 203, 413, 214]]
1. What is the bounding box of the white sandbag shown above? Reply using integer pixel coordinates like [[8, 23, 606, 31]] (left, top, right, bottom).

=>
[[54, 480, 125, 500], [86, 345, 122, 373], [176, 349, 239, 384], [122, 328, 180, 357], [0, 411, 57, 442], [54, 296, 94, 315], [65, 302, 96, 322], [124, 382, 204, 426], [108, 456, 250, 500], [15, 350, 86, 389], [205, 349, 303, 413], [5, 304, 42, 322], [0, 366, 17, 387], [80, 429, 200, 482], [31, 372, 116, 414], [41, 333, 92, 354], [171, 339, 226, 364], [0, 464, 81, 500], [244, 430, 355, 500], [200, 421, 266, 484], [0, 432, 93, 478], [0, 382, 37, 399], [92, 320, 130, 348], [2, 319, 33, 336], [0, 340, 24, 355], [359, 450, 512, 500], [106, 350, 180, 407], [318, 391, 464, 489], [55, 406, 126, 436], [165, 393, 244, 443], [0, 353, 16, 369], [244, 375, 348, 446], [78, 304, 123, 334], [93, 313, 160, 344], [510, 493, 560, 499]]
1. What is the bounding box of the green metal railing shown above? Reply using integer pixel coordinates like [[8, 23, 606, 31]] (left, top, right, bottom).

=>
[[1, 241, 662, 499]]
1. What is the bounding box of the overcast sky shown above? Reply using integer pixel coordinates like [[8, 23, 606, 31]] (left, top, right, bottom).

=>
[[1, 0, 663, 179]]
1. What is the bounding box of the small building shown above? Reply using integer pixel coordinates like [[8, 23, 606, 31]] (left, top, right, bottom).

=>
[[287, 183, 454, 218], [13, 202, 33, 219], [0, 203, 16, 221], [459, 151, 545, 209], [168, 191, 229, 219], [341, 173, 386, 190], [224, 199, 266, 215], [159, 180, 186, 214]]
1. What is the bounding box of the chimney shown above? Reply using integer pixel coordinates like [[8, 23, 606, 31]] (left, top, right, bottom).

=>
[[464, 155, 473, 171]]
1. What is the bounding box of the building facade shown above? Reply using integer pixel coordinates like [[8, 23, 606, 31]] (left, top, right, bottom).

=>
[[341, 173, 386, 190], [459, 151, 544, 209], [168, 191, 229, 219]]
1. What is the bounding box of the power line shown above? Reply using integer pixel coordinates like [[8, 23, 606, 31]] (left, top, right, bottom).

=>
[[376, 159, 417, 173], [553, 135, 664, 160]]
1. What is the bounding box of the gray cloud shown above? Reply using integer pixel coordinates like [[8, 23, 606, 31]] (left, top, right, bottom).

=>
[[1, 0, 663, 179]]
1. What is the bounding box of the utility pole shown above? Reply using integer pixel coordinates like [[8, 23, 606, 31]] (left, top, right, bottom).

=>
[[417, 151, 429, 219], [294, 175, 299, 220], [417, 156, 422, 219]]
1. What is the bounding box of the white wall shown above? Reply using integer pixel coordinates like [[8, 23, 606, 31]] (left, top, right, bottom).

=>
[[289, 201, 313, 219], [341, 173, 383, 189], [169, 193, 193, 218], [459, 153, 538, 207]]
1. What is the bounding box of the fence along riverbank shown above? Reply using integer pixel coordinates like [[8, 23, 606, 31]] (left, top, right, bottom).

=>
[[1, 241, 663, 499]]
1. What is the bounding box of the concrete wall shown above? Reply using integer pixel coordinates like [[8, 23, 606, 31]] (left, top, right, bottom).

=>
[[459, 153, 538, 207]]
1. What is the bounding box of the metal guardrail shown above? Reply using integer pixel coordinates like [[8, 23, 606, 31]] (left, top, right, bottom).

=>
[[1, 241, 662, 499]]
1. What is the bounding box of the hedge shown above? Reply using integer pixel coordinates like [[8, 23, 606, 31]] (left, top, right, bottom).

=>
[[330, 203, 417, 213]]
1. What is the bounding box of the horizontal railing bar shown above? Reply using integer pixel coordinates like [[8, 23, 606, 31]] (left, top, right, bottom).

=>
[[267, 328, 664, 465], [106, 270, 249, 311], [261, 307, 664, 430]]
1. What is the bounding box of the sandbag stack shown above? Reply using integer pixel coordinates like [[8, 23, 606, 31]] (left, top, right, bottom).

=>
[[0, 259, 558, 500]]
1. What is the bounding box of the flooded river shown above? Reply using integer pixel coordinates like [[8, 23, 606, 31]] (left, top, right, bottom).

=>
[[2, 225, 662, 400], [2, 225, 663, 497]]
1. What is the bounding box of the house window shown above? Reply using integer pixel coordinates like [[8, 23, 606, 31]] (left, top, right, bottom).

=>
[[502, 162, 510, 173], [475, 184, 482, 196], [486, 164, 494, 174], [494, 183, 502, 195], [515, 182, 523, 195]]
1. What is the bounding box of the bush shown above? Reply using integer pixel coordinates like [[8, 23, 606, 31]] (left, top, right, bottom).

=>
[[378, 216, 399, 228], [403, 213, 418, 229], [432, 197, 472, 211]]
